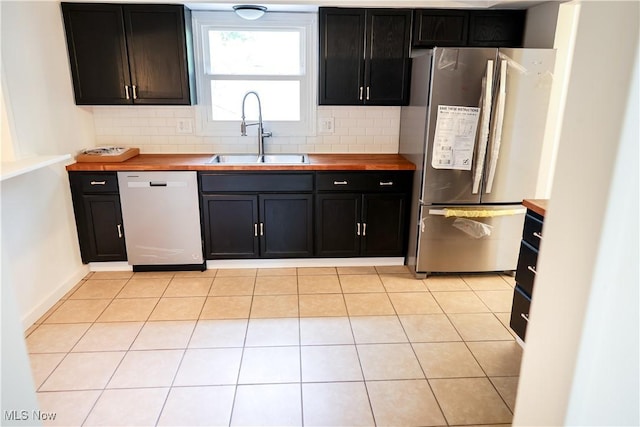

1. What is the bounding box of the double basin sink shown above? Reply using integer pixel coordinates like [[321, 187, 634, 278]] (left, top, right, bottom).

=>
[[207, 154, 309, 165]]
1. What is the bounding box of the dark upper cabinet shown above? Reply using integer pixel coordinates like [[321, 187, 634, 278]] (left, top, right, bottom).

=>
[[61, 3, 195, 105], [69, 172, 127, 263], [468, 10, 526, 47], [413, 9, 469, 48], [319, 7, 411, 106]]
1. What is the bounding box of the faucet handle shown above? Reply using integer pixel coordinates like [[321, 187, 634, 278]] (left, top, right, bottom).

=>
[[263, 131, 272, 138], [240, 121, 247, 136]]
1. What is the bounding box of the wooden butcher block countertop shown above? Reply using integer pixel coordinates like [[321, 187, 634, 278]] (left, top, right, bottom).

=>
[[66, 154, 416, 172], [523, 199, 548, 217]]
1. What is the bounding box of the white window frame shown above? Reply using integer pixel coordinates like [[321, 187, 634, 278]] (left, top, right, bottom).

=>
[[192, 11, 317, 137]]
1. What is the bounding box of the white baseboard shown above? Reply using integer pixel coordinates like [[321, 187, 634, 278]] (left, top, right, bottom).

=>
[[83, 258, 406, 271], [22, 265, 90, 329], [207, 257, 405, 269], [88, 261, 132, 272]]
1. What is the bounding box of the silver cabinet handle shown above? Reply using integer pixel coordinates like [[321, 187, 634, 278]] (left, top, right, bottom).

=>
[[132, 85, 138, 100], [254, 223, 258, 237], [366, 86, 370, 100], [124, 85, 130, 100], [356, 223, 360, 236], [359, 87, 363, 101], [333, 180, 348, 185], [520, 313, 529, 322], [117, 224, 123, 238], [90, 181, 106, 185], [533, 231, 543, 240], [260, 222, 264, 236], [379, 181, 393, 186], [362, 223, 367, 236], [527, 265, 537, 275]]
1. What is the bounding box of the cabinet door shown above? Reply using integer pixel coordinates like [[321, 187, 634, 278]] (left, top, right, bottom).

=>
[[412, 9, 468, 48], [315, 193, 361, 257], [260, 194, 313, 258], [202, 195, 259, 259], [81, 195, 127, 262], [361, 193, 406, 256], [61, 3, 131, 105], [319, 8, 366, 105], [468, 10, 526, 47], [365, 9, 412, 105], [123, 5, 192, 104]]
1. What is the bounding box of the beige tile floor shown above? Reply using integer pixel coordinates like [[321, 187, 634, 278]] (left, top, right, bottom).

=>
[[26, 266, 521, 426]]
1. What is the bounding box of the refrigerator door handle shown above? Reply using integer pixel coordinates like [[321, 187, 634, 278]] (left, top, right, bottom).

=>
[[472, 60, 494, 195], [485, 59, 508, 194]]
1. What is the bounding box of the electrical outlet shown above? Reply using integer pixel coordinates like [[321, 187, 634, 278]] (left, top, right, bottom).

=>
[[176, 119, 193, 134], [319, 117, 335, 134]]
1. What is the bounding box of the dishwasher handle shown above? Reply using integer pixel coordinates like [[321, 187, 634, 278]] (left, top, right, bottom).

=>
[[149, 181, 167, 187]]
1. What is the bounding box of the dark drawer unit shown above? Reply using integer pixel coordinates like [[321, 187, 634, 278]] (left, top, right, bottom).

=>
[[522, 211, 544, 248], [199, 173, 314, 259], [69, 172, 127, 263], [510, 208, 545, 341], [510, 285, 531, 341], [514, 240, 538, 297], [315, 171, 412, 257]]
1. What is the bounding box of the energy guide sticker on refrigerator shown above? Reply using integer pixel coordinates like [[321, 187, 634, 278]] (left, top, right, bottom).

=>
[[399, 47, 556, 276]]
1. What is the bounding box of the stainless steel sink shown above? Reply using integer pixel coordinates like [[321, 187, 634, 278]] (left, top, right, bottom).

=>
[[207, 154, 261, 164], [207, 154, 309, 165], [261, 154, 309, 164]]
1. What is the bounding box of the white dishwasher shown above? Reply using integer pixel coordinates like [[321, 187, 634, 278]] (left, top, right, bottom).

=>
[[117, 171, 204, 271]]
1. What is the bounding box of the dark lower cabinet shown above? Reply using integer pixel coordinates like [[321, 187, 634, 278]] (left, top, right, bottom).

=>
[[69, 172, 127, 263], [316, 193, 406, 257], [200, 173, 314, 259], [202, 194, 313, 259], [202, 195, 259, 258], [510, 208, 544, 341], [315, 171, 411, 257]]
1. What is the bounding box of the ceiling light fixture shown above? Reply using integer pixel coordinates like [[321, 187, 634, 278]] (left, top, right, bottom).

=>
[[233, 5, 267, 20]]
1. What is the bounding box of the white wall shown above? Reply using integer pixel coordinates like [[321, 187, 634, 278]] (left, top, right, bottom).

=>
[[513, 1, 639, 425], [1, 0, 95, 326]]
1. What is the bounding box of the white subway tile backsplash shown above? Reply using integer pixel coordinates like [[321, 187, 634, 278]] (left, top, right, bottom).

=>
[[90, 105, 400, 154]]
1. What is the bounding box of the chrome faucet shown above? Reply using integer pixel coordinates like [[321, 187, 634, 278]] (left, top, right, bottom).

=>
[[240, 91, 271, 157]]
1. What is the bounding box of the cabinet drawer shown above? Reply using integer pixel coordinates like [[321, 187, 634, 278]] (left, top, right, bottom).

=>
[[515, 240, 538, 297], [200, 173, 313, 193], [77, 173, 120, 193], [316, 172, 411, 192], [509, 285, 531, 341], [522, 212, 543, 249]]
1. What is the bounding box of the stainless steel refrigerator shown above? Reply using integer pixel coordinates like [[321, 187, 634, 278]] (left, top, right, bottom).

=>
[[399, 47, 555, 276]]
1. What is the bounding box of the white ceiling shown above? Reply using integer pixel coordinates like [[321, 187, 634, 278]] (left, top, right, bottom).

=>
[[184, 0, 552, 12]]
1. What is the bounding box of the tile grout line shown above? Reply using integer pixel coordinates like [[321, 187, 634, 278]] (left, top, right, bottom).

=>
[[151, 272, 216, 426]]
